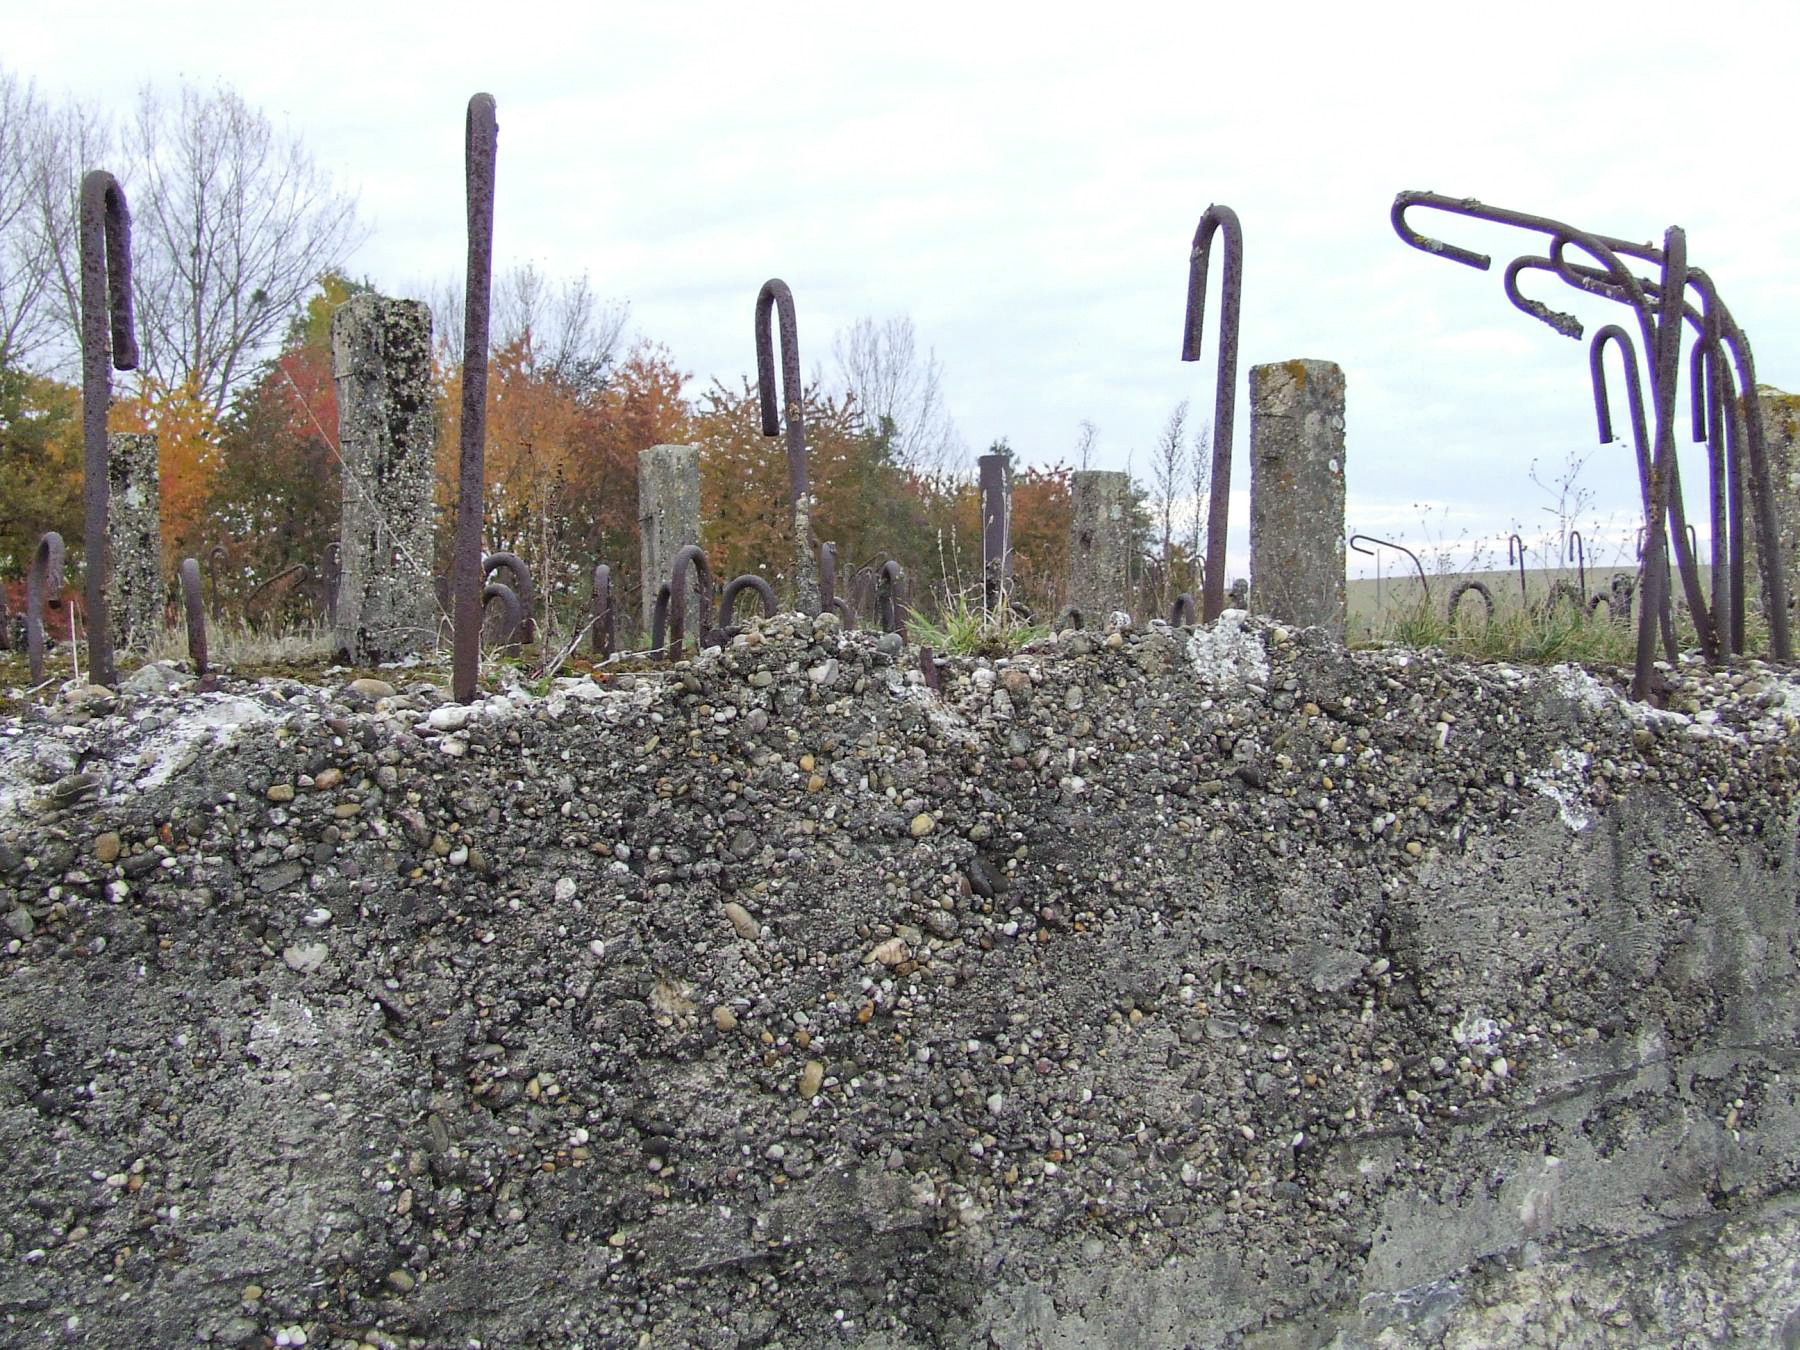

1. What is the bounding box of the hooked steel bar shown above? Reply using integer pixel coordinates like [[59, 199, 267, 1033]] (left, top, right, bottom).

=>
[[179, 557, 207, 677], [1182, 203, 1243, 621], [452, 93, 498, 702], [591, 564, 614, 658], [78, 170, 138, 689]]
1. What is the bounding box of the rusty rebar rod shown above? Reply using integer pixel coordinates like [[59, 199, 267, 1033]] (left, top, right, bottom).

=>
[[482, 551, 533, 644], [481, 581, 523, 655], [79, 170, 138, 689], [1349, 535, 1429, 603], [179, 557, 207, 677], [321, 542, 341, 628], [664, 544, 715, 661], [1567, 531, 1586, 600], [1390, 191, 1787, 697], [27, 532, 65, 686], [1170, 593, 1196, 626], [877, 560, 906, 635], [719, 574, 778, 629], [1507, 534, 1527, 600], [591, 564, 614, 658], [1182, 203, 1243, 622], [452, 93, 498, 703], [756, 278, 817, 614]]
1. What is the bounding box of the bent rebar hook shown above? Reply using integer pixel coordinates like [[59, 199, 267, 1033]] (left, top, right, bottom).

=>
[[1507, 534, 1526, 600], [452, 92, 498, 703], [1182, 203, 1243, 622], [483, 551, 533, 644], [27, 531, 65, 686], [756, 279, 808, 508], [665, 544, 715, 661], [1349, 535, 1429, 603], [481, 580, 522, 655], [179, 558, 207, 677], [1566, 531, 1586, 601], [591, 564, 614, 658], [79, 170, 139, 690], [719, 574, 778, 630], [877, 560, 906, 635]]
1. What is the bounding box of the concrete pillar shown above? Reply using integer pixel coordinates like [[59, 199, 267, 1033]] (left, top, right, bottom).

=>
[[1249, 359, 1347, 638], [1067, 470, 1131, 624], [106, 432, 162, 653], [331, 294, 436, 664], [638, 443, 704, 634], [1751, 386, 1800, 634]]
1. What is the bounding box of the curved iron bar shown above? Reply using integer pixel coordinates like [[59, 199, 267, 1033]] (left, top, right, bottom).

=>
[[179, 557, 207, 677], [719, 574, 778, 630], [877, 560, 906, 634], [818, 541, 838, 617], [650, 581, 671, 658], [1391, 193, 1755, 695], [452, 92, 498, 703], [482, 551, 534, 644], [1543, 230, 1785, 658], [756, 279, 808, 509], [1507, 534, 1527, 600], [1059, 608, 1086, 632], [1448, 579, 1495, 625], [830, 597, 857, 628], [665, 544, 715, 661], [1689, 330, 1731, 648], [920, 646, 942, 693], [591, 564, 614, 658], [1544, 579, 1586, 615], [481, 581, 523, 654], [1169, 593, 1196, 626], [245, 563, 311, 620], [79, 170, 139, 689], [26, 532, 65, 685], [1591, 325, 1705, 661], [322, 542, 342, 628], [1181, 203, 1243, 622], [1348, 535, 1429, 603], [1566, 531, 1586, 600], [206, 544, 232, 618]]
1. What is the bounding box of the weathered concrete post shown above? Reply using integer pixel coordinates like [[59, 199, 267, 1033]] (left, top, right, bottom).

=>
[[1249, 359, 1347, 638], [1067, 470, 1131, 624], [638, 443, 705, 636], [331, 294, 436, 664], [105, 432, 162, 653], [979, 452, 1012, 612], [1751, 387, 1800, 634]]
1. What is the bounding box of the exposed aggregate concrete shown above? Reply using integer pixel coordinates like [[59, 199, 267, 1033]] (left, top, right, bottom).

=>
[[0, 612, 1797, 1347]]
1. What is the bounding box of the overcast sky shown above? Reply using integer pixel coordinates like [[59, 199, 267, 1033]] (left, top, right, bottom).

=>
[[10, 0, 1799, 579]]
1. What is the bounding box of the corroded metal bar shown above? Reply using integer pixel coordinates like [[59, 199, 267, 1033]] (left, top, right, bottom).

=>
[[27, 532, 65, 685], [591, 564, 613, 657], [79, 170, 139, 690], [1591, 325, 1695, 660], [650, 582, 670, 658], [818, 542, 838, 616], [1567, 531, 1586, 600], [665, 544, 715, 661], [719, 574, 777, 628], [179, 557, 207, 677], [452, 93, 498, 703], [482, 551, 533, 644], [1169, 593, 1196, 626], [1448, 579, 1494, 624], [1349, 534, 1429, 603], [481, 580, 522, 655], [877, 560, 905, 634], [322, 542, 341, 628], [756, 279, 807, 507], [1507, 534, 1526, 600], [206, 544, 231, 619], [1182, 203, 1243, 621]]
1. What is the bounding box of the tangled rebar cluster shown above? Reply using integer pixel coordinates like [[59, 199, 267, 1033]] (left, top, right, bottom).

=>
[[1393, 191, 1792, 700]]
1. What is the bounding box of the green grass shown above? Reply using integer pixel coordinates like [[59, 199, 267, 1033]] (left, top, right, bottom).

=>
[[906, 587, 1049, 657]]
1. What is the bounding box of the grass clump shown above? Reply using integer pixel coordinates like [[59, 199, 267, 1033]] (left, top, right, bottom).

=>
[[907, 587, 1048, 657]]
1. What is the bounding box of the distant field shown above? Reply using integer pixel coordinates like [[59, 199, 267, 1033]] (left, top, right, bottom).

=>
[[1345, 564, 1712, 625]]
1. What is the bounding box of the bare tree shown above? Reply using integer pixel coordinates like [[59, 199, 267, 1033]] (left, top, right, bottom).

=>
[[0, 72, 56, 365], [1074, 419, 1098, 471], [101, 83, 367, 410], [1187, 419, 1212, 588], [1151, 399, 1189, 575], [832, 314, 962, 473], [433, 263, 629, 398]]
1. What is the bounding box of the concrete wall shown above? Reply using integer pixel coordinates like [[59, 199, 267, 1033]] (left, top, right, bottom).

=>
[[0, 619, 1796, 1346]]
